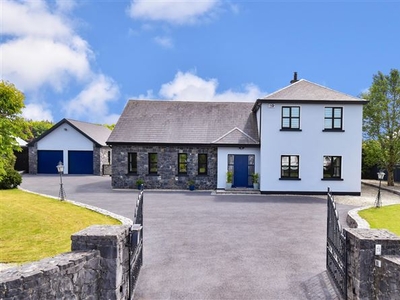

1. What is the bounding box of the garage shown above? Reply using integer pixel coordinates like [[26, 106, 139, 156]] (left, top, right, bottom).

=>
[[28, 118, 112, 175], [68, 151, 93, 174], [37, 150, 63, 174]]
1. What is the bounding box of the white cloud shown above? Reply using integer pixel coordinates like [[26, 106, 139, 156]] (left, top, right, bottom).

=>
[[63, 75, 120, 123], [157, 70, 265, 102], [22, 103, 54, 122], [1, 0, 120, 123], [0, 0, 91, 92], [154, 36, 174, 48], [128, 0, 220, 25], [1, 36, 91, 92]]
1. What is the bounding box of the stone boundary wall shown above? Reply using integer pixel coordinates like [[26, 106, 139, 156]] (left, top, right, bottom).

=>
[[0, 225, 133, 300], [345, 212, 400, 300]]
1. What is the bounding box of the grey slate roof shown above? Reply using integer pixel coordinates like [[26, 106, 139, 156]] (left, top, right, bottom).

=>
[[27, 119, 111, 147], [254, 79, 366, 109], [107, 100, 259, 145]]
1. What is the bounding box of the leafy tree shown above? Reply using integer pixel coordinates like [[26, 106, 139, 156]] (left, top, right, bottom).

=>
[[25, 120, 53, 140], [103, 124, 115, 130], [362, 69, 400, 186], [0, 81, 30, 182]]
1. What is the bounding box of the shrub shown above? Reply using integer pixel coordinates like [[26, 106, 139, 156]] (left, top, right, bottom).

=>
[[0, 169, 22, 189]]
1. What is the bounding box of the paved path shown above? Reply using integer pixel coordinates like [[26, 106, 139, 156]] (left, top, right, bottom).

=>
[[19, 175, 356, 299]]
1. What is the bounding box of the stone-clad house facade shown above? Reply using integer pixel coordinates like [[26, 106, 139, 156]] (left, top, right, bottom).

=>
[[108, 76, 367, 194], [107, 101, 258, 190]]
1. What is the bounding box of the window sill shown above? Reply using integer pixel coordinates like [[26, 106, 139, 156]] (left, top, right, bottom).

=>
[[280, 128, 302, 132], [322, 129, 345, 132], [321, 178, 343, 181], [147, 173, 159, 176], [279, 177, 301, 180], [126, 173, 138, 176]]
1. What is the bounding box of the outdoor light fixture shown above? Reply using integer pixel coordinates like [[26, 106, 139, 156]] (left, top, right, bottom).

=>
[[374, 170, 385, 208], [56, 161, 66, 201]]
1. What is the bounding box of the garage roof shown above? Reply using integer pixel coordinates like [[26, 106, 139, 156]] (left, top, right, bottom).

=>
[[27, 119, 112, 147]]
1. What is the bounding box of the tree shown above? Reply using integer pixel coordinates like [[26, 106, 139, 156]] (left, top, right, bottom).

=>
[[362, 69, 400, 186], [0, 81, 30, 181], [25, 120, 53, 140]]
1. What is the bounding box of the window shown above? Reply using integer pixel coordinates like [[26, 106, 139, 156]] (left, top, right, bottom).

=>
[[282, 106, 300, 130], [148, 153, 158, 174], [128, 152, 137, 173], [281, 155, 299, 179], [323, 156, 342, 179], [178, 153, 188, 174], [198, 154, 207, 175], [324, 107, 343, 130]]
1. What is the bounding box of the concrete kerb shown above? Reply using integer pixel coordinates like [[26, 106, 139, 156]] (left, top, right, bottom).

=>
[[361, 180, 400, 196], [17, 186, 133, 226]]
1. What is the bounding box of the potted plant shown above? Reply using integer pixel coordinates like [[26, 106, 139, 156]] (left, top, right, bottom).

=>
[[188, 180, 195, 191], [252, 173, 259, 189], [136, 179, 144, 190], [226, 171, 233, 189]]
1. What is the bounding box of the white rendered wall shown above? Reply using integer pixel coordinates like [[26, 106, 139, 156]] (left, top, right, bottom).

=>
[[37, 123, 93, 174], [259, 103, 363, 194], [217, 147, 260, 189]]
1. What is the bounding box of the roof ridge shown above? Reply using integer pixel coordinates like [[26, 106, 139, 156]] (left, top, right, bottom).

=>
[[300, 79, 362, 100], [259, 79, 305, 99]]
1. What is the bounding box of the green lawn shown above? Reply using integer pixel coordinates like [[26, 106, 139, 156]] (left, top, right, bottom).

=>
[[358, 204, 400, 236], [0, 189, 121, 263]]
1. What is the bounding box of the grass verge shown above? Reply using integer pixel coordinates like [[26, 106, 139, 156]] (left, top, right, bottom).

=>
[[358, 204, 400, 236], [0, 189, 121, 263]]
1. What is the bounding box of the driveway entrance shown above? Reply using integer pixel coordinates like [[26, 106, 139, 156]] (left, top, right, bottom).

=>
[[20, 175, 348, 299]]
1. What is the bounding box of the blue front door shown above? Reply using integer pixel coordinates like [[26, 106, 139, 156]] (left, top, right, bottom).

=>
[[234, 155, 249, 187]]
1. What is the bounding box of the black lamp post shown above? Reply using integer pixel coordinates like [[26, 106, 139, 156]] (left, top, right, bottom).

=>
[[56, 161, 66, 201], [374, 171, 385, 208]]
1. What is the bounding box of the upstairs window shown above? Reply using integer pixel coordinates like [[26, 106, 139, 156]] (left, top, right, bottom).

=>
[[198, 154, 208, 175], [324, 107, 343, 130], [281, 155, 299, 179], [148, 153, 158, 174], [281, 106, 300, 130], [128, 152, 137, 173], [178, 153, 188, 174], [323, 156, 342, 179]]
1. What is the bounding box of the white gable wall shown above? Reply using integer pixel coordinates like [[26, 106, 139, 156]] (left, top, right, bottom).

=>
[[37, 123, 93, 174], [259, 103, 363, 194]]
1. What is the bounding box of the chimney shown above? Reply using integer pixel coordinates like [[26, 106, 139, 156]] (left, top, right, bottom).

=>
[[290, 72, 298, 84]]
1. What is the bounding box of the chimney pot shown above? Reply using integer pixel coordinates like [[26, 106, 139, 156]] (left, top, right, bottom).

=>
[[290, 72, 298, 84]]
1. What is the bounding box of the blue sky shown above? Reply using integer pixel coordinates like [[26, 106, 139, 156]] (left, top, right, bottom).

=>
[[1, 0, 399, 124]]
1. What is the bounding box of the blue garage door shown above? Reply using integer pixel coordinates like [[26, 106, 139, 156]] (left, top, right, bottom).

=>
[[38, 150, 63, 174], [68, 151, 93, 174]]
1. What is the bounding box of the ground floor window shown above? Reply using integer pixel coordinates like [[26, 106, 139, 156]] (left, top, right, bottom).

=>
[[128, 152, 137, 173], [178, 153, 187, 174], [323, 156, 342, 179], [281, 155, 299, 179], [149, 153, 158, 174], [198, 153, 207, 174]]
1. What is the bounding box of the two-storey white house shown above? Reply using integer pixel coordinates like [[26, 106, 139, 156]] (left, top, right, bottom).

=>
[[252, 78, 366, 195], [108, 75, 366, 195]]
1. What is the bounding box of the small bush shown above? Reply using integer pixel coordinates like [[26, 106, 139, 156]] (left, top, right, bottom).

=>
[[0, 169, 22, 189]]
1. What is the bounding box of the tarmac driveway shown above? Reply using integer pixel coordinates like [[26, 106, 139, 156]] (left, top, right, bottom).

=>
[[20, 175, 353, 299]]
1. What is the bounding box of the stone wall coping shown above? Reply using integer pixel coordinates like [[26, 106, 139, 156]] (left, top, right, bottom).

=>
[[382, 255, 400, 265], [0, 250, 98, 281], [346, 228, 400, 240], [347, 206, 371, 229], [71, 224, 130, 240]]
